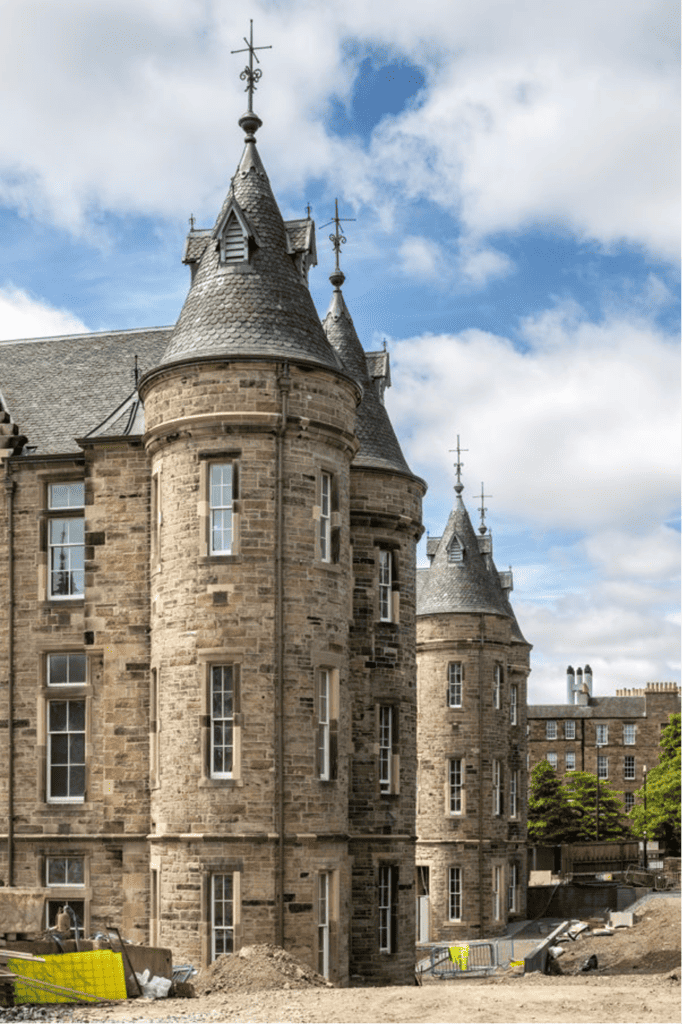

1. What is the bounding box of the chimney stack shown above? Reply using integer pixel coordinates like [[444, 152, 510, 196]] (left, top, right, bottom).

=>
[[567, 665, 575, 704]]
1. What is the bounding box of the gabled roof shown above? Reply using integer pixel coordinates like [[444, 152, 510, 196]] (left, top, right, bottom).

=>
[[417, 489, 527, 642], [159, 132, 341, 371], [322, 279, 414, 476], [0, 327, 171, 454]]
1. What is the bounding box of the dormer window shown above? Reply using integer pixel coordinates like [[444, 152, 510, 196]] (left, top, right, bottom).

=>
[[220, 212, 248, 263], [447, 535, 464, 563]]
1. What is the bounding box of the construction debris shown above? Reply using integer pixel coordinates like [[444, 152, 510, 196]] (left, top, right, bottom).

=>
[[195, 944, 333, 995]]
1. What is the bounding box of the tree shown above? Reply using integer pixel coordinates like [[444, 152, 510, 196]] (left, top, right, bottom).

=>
[[527, 760, 578, 844], [563, 771, 630, 842], [629, 713, 681, 855]]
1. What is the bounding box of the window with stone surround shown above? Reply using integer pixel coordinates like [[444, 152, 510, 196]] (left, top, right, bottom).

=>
[[447, 662, 463, 707], [565, 751, 576, 771], [316, 470, 339, 563], [624, 792, 635, 812], [378, 864, 397, 953], [47, 699, 86, 802], [317, 871, 331, 978], [623, 724, 636, 745], [378, 705, 399, 795], [509, 770, 518, 817], [564, 720, 576, 740], [508, 863, 518, 913], [46, 856, 84, 887], [45, 899, 85, 940], [624, 755, 635, 780], [492, 865, 502, 920], [47, 653, 86, 687], [317, 669, 338, 781], [546, 720, 557, 740], [510, 685, 518, 725], [199, 455, 240, 558], [597, 755, 608, 779], [448, 758, 464, 814], [448, 866, 462, 921], [379, 550, 392, 621], [547, 752, 557, 770], [493, 664, 503, 709], [47, 482, 84, 599], [596, 724, 608, 746], [493, 759, 503, 815], [210, 666, 238, 779], [211, 874, 234, 959]]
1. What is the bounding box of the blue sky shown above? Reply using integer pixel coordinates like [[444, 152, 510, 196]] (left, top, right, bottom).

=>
[[0, 0, 679, 702]]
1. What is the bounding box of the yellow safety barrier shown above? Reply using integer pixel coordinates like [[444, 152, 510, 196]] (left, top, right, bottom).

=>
[[448, 944, 470, 970], [7, 950, 127, 1004]]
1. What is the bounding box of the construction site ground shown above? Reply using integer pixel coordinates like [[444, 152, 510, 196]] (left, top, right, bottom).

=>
[[0, 897, 679, 1023]]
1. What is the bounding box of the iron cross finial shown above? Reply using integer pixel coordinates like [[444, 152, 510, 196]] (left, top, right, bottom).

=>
[[448, 436, 469, 495], [322, 198, 356, 273], [478, 482, 493, 534], [231, 20, 272, 114]]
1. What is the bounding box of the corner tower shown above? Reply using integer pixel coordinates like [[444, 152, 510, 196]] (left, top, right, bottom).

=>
[[138, 60, 360, 978], [415, 454, 531, 943], [322, 223, 425, 983]]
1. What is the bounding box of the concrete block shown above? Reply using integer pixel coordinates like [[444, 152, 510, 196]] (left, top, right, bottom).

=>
[[608, 911, 633, 928]]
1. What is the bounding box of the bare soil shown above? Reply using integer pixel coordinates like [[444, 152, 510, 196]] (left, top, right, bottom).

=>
[[3, 898, 679, 1023]]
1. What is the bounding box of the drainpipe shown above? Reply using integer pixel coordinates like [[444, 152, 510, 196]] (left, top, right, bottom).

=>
[[4, 459, 15, 886], [274, 363, 290, 947], [477, 615, 485, 936]]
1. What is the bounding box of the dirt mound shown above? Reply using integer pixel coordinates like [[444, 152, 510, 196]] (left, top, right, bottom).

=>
[[195, 943, 334, 995], [560, 897, 681, 976]]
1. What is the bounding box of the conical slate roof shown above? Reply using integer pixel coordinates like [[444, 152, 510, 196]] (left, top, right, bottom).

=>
[[160, 127, 342, 370], [417, 488, 527, 641], [322, 277, 411, 475]]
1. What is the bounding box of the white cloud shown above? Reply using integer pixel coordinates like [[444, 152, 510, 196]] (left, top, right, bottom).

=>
[[0, 285, 88, 340], [0, 0, 677, 261], [398, 236, 441, 279]]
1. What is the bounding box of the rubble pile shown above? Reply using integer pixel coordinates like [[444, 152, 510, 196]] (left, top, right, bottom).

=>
[[195, 944, 333, 995], [558, 898, 681, 975]]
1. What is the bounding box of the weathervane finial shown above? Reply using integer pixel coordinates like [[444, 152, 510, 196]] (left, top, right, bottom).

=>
[[478, 482, 492, 534], [322, 198, 356, 288], [449, 436, 469, 496], [232, 20, 272, 136]]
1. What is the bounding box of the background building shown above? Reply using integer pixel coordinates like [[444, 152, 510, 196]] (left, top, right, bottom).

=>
[[0, 86, 424, 984], [527, 672, 680, 812], [415, 468, 531, 943]]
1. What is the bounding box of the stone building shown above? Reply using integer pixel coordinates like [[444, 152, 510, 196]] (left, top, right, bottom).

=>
[[528, 673, 680, 812], [0, 85, 425, 984], [415, 470, 531, 944]]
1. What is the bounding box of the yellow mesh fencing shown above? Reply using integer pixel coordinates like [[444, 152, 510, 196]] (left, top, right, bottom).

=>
[[7, 950, 127, 1004]]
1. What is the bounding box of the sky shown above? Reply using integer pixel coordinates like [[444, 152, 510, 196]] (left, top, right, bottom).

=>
[[0, 0, 679, 703]]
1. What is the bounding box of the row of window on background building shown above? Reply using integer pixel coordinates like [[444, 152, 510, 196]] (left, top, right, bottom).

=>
[[544, 751, 638, 780], [545, 721, 637, 744], [447, 663, 518, 722]]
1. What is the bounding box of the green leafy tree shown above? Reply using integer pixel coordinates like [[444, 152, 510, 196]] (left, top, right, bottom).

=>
[[563, 771, 630, 841], [629, 713, 681, 855], [528, 760, 578, 844]]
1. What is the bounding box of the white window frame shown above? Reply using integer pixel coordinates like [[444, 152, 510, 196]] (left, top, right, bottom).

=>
[[47, 653, 86, 687], [546, 720, 557, 740], [510, 685, 517, 725], [624, 792, 635, 813], [211, 873, 234, 959], [508, 864, 518, 913], [447, 663, 463, 708], [596, 724, 608, 746], [449, 758, 463, 815], [624, 755, 635, 780], [209, 464, 234, 555], [493, 865, 502, 921], [493, 664, 502, 710], [565, 751, 576, 772], [46, 856, 84, 887], [493, 759, 502, 816], [547, 752, 558, 770], [623, 724, 636, 745], [564, 720, 576, 740], [319, 471, 332, 562], [378, 865, 394, 953], [210, 666, 234, 779], [378, 550, 392, 622], [318, 669, 331, 781], [509, 770, 518, 818], [318, 872, 330, 979], [448, 867, 462, 921], [48, 483, 85, 600], [47, 698, 86, 803], [597, 755, 608, 780], [379, 706, 393, 794]]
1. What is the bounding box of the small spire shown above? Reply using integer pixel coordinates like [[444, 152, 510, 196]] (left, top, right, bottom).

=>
[[322, 198, 355, 289], [306, 203, 312, 219], [449, 436, 468, 496], [189, 213, 195, 231], [478, 482, 492, 535], [232, 20, 272, 138]]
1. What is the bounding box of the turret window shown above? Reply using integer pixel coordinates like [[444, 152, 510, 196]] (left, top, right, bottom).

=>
[[493, 664, 503, 709], [447, 662, 463, 707], [447, 536, 463, 563], [219, 212, 248, 263]]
